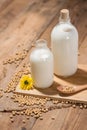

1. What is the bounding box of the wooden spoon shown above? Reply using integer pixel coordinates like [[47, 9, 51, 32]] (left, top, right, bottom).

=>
[[57, 85, 87, 95]]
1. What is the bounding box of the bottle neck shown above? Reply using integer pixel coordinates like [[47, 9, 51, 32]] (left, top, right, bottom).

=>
[[59, 17, 70, 24], [36, 39, 47, 48]]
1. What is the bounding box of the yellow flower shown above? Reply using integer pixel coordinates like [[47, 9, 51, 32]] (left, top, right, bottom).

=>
[[20, 75, 33, 90]]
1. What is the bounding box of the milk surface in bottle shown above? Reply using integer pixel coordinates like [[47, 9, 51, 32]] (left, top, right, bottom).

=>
[[51, 9, 78, 77], [30, 39, 54, 88]]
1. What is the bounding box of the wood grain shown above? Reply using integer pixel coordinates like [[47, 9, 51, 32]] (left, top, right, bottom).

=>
[[0, 112, 36, 130], [32, 107, 87, 130], [0, 0, 87, 130]]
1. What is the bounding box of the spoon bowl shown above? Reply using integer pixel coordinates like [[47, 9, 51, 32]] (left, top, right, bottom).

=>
[[57, 85, 87, 95]]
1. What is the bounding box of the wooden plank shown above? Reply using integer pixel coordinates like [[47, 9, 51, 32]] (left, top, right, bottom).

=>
[[0, 0, 12, 12], [32, 108, 69, 130], [0, 112, 36, 130], [0, 0, 33, 32], [79, 37, 87, 64], [32, 107, 87, 130], [70, 0, 87, 46], [16, 64, 87, 104]]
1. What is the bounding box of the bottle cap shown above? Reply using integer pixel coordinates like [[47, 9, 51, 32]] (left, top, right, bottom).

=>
[[60, 9, 69, 21]]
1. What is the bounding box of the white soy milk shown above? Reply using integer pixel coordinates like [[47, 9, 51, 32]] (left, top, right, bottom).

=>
[[30, 39, 53, 88], [51, 9, 78, 77]]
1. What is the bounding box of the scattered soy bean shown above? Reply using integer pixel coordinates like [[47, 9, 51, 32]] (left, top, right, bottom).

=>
[[72, 104, 76, 108], [10, 118, 14, 123], [39, 116, 43, 120], [80, 105, 83, 109], [22, 120, 26, 123]]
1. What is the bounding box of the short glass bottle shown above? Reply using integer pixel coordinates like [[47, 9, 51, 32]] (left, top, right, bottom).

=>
[[30, 39, 54, 88]]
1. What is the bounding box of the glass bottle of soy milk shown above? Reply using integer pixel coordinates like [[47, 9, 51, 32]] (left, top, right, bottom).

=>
[[51, 9, 78, 77], [30, 39, 53, 88]]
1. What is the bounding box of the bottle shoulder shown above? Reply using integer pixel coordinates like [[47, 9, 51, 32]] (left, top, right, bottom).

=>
[[52, 22, 77, 31], [51, 22, 78, 39], [30, 48, 53, 61]]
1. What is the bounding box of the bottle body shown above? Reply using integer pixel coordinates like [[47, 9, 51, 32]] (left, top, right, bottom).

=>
[[51, 15, 78, 77], [30, 40, 53, 88]]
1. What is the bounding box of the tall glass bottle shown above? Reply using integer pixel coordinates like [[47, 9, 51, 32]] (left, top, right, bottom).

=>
[[30, 39, 53, 88], [51, 9, 78, 77]]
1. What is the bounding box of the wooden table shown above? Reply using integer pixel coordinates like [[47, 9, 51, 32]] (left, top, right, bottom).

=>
[[0, 0, 87, 130]]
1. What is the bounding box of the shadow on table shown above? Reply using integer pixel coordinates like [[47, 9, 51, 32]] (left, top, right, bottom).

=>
[[36, 67, 87, 97], [55, 68, 87, 86], [36, 81, 58, 96]]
